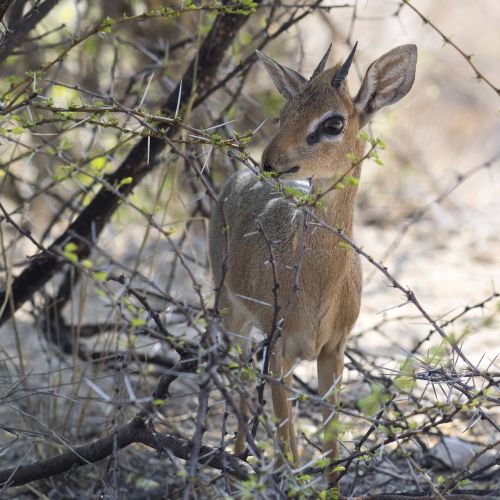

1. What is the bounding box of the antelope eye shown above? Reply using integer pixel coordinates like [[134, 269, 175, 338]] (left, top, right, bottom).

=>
[[322, 116, 345, 136]]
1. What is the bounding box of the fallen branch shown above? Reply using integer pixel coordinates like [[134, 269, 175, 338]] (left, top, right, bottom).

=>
[[0, 417, 252, 489], [0, 356, 253, 489]]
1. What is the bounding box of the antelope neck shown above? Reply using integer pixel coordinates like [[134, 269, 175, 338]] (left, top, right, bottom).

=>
[[310, 175, 359, 235]]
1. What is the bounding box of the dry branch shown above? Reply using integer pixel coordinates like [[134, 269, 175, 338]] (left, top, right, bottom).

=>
[[0, 0, 14, 21], [0, 351, 252, 489], [401, 0, 499, 97], [0, 415, 251, 489], [0, 0, 60, 63]]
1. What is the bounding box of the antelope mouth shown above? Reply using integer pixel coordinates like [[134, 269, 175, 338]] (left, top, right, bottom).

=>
[[278, 165, 301, 176]]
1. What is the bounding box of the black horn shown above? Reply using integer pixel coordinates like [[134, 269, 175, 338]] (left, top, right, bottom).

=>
[[310, 43, 332, 81], [331, 41, 358, 89]]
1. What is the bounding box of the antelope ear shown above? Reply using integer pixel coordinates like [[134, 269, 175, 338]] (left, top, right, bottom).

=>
[[355, 44, 417, 128], [256, 50, 307, 101]]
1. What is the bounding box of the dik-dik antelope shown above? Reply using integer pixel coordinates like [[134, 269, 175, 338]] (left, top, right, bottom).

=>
[[209, 43, 417, 477]]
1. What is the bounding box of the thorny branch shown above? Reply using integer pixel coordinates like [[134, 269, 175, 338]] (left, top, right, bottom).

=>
[[0, 0, 499, 497], [0, 0, 260, 326], [401, 0, 500, 97]]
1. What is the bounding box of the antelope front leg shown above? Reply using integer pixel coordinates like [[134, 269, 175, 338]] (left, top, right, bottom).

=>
[[270, 340, 299, 466], [317, 342, 345, 484], [234, 391, 250, 456], [234, 332, 253, 456]]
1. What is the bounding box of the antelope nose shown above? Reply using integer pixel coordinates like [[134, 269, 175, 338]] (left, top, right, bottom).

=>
[[263, 163, 273, 172]]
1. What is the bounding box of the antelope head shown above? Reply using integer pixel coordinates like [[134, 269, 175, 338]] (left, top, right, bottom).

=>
[[257, 43, 417, 181]]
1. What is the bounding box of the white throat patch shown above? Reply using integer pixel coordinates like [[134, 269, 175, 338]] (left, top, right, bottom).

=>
[[279, 178, 313, 193]]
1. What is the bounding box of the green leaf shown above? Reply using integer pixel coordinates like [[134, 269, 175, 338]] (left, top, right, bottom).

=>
[[346, 152, 359, 163], [64, 253, 78, 264], [358, 383, 391, 416], [394, 375, 414, 391], [92, 271, 108, 282], [239, 31, 252, 46], [63, 242, 79, 263], [118, 176, 133, 187], [90, 156, 107, 172], [315, 457, 331, 469], [52, 164, 75, 181], [81, 259, 93, 269], [101, 16, 115, 33], [64, 242, 78, 252], [359, 130, 370, 142], [338, 241, 352, 251]]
